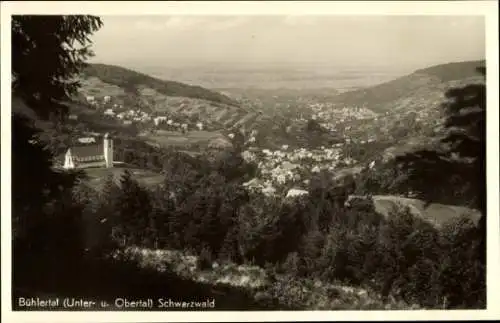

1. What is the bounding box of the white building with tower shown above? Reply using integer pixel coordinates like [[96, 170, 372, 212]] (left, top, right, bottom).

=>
[[60, 133, 114, 170]]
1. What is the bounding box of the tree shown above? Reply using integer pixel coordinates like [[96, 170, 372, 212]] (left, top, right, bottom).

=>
[[395, 67, 486, 264], [109, 170, 153, 246], [12, 14, 103, 223], [12, 15, 103, 118], [11, 15, 103, 291], [395, 67, 485, 214], [437, 215, 486, 308], [393, 67, 486, 308]]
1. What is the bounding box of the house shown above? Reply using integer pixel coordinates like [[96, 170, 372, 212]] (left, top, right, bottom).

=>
[[154, 116, 168, 126], [286, 188, 309, 198], [77, 137, 96, 144], [208, 137, 233, 150], [61, 133, 114, 170]]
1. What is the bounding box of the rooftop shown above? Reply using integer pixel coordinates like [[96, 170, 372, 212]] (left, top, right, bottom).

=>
[[70, 144, 105, 158]]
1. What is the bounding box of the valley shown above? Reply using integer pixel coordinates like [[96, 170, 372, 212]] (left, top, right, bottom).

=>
[[13, 58, 486, 311], [59, 60, 485, 199], [9, 13, 489, 314]]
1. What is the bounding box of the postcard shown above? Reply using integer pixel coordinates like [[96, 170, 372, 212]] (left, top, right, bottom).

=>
[[1, 1, 499, 322]]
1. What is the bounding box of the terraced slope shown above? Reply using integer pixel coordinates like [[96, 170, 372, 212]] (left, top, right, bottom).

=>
[[82, 63, 239, 107], [77, 63, 267, 132]]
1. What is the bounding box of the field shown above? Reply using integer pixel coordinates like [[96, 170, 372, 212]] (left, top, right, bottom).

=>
[[369, 195, 482, 228], [140, 130, 227, 148], [83, 166, 164, 189]]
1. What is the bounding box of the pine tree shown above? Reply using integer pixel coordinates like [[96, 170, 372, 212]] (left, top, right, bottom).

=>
[[395, 67, 485, 213], [12, 15, 103, 234], [12, 15, 103, 118], [395, 66, 486, 266], [112, 170, 153, 246], [12, 16, 103, 295]]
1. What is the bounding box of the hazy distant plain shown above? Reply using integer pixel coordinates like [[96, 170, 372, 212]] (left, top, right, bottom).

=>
[[125, 64, 412, 91]]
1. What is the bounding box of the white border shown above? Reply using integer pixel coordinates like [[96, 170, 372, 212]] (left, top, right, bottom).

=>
[[2, 1, 499, 322]]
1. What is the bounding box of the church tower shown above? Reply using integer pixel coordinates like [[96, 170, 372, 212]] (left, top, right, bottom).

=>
[[64, 148, 75, 169], [104, 133, 114, 168]]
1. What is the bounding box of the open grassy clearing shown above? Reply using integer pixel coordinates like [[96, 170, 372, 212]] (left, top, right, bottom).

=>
[[83, 166, 164, 189], [140, 130, 227, 148], [370, 195, 482, 228]]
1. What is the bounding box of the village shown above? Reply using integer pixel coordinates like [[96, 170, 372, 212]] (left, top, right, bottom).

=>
[[64, 87, 452, 204], [64, 92, 394, 199], [240, 144, 360, 197], [79, 94, 208, 132], [75, 87, 440, 147]]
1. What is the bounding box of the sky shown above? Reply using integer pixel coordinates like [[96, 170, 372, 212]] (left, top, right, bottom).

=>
[[89, 15, 485, 70]]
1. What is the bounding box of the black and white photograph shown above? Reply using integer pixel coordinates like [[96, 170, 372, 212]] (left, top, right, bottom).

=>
[[1, 1, 499, 322]]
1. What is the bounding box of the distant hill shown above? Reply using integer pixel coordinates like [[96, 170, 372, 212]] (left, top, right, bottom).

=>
[[329, 60, 485, 113], [14, 63, 271, 157], [76, 63, 271, 135], [82, 63, 239, 107], [326, 60, 486, 162], [413, 60, 486, 82]]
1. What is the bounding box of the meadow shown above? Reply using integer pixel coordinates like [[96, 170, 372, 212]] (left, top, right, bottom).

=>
[[140, 130, 225, 148], [84, 167, 165, 189]]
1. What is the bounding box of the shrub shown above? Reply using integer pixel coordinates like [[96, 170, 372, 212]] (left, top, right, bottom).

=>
[[437, 216, 485, 308], [198, 245, 213, 270]]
